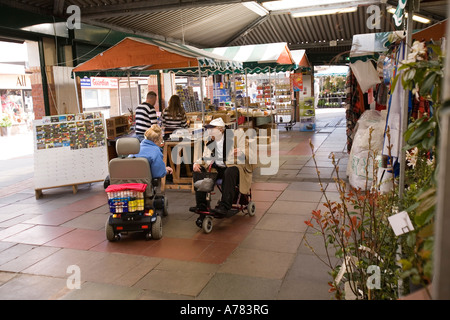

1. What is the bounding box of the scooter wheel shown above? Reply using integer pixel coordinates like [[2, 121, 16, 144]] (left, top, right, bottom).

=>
[[105, 220, 116, 242], [202, 216, 213, 234], [196, 217, 203, 228], [151, 216, 163, 240], [247, 201, 256, 217], [163, 196, 169, 216]]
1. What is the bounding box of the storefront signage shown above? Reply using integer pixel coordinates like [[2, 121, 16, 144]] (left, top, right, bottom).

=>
[[0, 74, 31, 90], [80, 77, 118, 89]]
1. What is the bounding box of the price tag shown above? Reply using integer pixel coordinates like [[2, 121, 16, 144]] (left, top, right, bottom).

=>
[[388, 211, 414, 236]]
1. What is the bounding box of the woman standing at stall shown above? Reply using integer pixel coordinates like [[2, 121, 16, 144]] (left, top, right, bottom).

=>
[[161, 94, 189, 140]]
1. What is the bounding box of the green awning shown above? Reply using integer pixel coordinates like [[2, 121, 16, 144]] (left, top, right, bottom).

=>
[[201, 43, 302, 74]]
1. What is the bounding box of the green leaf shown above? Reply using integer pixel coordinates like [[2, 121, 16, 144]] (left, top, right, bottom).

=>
[[408, 121, 435, 145], [399, 259, 412, 270], [405, 202, 419, 213], [391, 73, 400, 93], [414, 206, 434, 227], [420, 72, 437, 96], [421, 136, 435, 150]]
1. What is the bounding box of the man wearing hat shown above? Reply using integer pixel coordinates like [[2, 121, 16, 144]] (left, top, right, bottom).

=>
[[190, 117, 256, 216]]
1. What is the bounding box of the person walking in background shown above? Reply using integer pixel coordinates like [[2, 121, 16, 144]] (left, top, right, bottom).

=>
[[161, 94, 188, 140], [135, 91, 158, 142]]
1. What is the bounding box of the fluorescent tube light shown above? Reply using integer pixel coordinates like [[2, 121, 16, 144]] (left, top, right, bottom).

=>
[[291, 6, 357, 18], [243, 1, 269, 16], [263, 0, 357, 11], [387, 7, 431, 24]]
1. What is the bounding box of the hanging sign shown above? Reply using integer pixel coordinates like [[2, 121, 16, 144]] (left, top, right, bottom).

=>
[[290, 73, 303, 92], [393, 0, 407, 27]]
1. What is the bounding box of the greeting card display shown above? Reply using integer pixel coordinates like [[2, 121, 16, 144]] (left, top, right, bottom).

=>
[[33, 112, 108, 197]]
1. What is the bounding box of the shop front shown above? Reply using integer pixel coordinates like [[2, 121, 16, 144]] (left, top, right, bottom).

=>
[[0, 72, 33, 135]]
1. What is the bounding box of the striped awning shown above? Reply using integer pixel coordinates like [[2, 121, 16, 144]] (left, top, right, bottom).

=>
[[72, 37, 243, 77], [201, 42, 302, 74]]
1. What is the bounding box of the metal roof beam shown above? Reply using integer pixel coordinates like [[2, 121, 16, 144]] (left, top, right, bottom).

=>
[[82, 0, 255, 19], [53, 0, 65, 16], [221, 14, 269, 46]]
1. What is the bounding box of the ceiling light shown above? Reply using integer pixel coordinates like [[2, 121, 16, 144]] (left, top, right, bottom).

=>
[[263, 0, 357, 11], [291, 6, 357, 18], [387, 7, 431, 24], [243, 1, 269, 16]]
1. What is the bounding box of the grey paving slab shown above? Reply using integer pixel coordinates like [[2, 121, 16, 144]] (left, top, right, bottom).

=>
[[61, 281, 143, 300], [278, 190, 324, 202], [197, 273, 282, 300], [0, 246, 60, 272], [277, 253, 334, 300], [256, 213, 310, 234], [0, 274, 68, 300], [267, 200, 318, 215], [240, 229, 302, 254], [133, 269, 214, 297], [218, 247, 294, 280], [23, 248, 161, 286]]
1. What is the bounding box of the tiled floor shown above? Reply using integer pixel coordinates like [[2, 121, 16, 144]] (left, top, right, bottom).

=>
[[0, 109, 349, 300]]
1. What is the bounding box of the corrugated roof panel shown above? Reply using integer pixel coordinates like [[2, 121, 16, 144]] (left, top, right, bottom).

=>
[[96, 3, 258, 47]]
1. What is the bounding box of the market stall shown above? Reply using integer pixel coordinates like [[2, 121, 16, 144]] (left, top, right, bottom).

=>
[[346, 20, 447, 191], [202, 43, 311, 133]]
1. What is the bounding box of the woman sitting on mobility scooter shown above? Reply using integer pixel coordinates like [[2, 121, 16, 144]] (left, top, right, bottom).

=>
[[132, 124, 173, 178], [189, 117, 256, 217]]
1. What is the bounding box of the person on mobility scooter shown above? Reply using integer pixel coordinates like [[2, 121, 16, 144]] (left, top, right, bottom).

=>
[[189, 117, 257, 233], [105, 125, 171, 241]]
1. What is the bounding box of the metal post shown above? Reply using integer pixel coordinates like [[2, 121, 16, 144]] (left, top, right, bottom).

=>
[[398, 0, 414, 205], [198, 65, 204, 125], [38, 39, 51, 116], [433, 3, 450, 300]]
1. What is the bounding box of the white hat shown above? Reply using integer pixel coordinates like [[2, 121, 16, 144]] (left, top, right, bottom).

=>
[[205, 117, 226, 128]]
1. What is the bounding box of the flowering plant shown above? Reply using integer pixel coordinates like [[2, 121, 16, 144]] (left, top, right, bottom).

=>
[[392, 40, 443, 294], [304, 130, 401, 300]]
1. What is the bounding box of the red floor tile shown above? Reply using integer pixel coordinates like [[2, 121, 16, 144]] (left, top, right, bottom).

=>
[[194, 241, 239, 264], [45, 228, 106, 250], [90, 234, 158, 255]]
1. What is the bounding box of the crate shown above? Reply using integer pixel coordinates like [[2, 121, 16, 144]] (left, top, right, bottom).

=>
[[106, 116, 130, 139], [107, 189, 145, 213]]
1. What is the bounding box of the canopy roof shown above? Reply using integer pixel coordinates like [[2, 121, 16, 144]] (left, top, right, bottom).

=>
[[202, 42, 303, 74], [72, 37, 242, 77], [315, 65, 349, 77]]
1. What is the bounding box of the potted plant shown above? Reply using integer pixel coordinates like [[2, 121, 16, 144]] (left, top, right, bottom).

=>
[[0, 115, 12, 136], [304, 129, 401, 300]]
